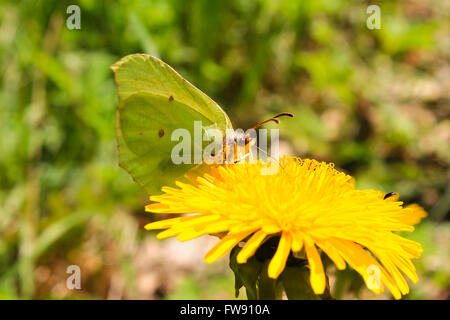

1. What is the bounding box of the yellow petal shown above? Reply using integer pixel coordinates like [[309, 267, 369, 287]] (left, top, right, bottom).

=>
[[304, 241, 326, 294], [268, 232, 292, 279], [144, 217, 182, 230], [145, 203, 171, 213], [175, 214, 219, 229], [237, 231, 267, 263], [262, 225, 281, 234], [291, 233, 304, 252], [373, 251, 410, 295], [156, 228, 180, 240], [402, 204, 427, 225], [331, 239, 402, 299], [177, 229, 208, 242], [204, 230, 254, 264], [203, 221, 232, 234], [316, 240, 346, 270]]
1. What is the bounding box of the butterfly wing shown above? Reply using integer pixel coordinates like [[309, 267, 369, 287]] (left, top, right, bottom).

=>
[[112, 54, 232, 195]]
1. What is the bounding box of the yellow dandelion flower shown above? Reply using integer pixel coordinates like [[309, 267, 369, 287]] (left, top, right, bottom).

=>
[[145, 156, 426, 299]]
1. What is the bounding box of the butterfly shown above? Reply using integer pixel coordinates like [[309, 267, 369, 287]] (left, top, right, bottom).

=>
[[111, 54, 292, 195]]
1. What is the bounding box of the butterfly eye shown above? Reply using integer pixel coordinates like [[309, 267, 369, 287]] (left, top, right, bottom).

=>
[[210, 150, 216, 157], [383, 192, 397, 200]]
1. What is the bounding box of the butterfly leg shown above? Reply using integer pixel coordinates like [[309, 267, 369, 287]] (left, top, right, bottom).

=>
[[234, 152, 251, 164]]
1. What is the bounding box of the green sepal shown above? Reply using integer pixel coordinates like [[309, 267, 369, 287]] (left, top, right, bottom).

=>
[[257, 260, 284, 300], [280, 265, 320, 300], [280, 264, 334, 300], [229, 245, 263, 300]]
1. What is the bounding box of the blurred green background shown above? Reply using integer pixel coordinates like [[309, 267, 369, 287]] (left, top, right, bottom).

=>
[[0, 0, 449, 299]]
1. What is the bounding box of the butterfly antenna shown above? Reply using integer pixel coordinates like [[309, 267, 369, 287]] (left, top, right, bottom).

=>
[[252, 112, 294, 130], [273, 112, 294, 119]]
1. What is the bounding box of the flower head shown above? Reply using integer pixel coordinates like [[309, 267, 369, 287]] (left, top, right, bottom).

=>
[[145, 156, 426, 299]]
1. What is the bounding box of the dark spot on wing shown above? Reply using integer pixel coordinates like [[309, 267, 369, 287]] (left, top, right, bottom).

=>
[[158, 128, 165, 138], [384, 192, 397, 200], [169, 95, 174, 101]]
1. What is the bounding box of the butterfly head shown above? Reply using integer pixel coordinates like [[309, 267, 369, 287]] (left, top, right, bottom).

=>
[[221, 112, 294, 164]]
